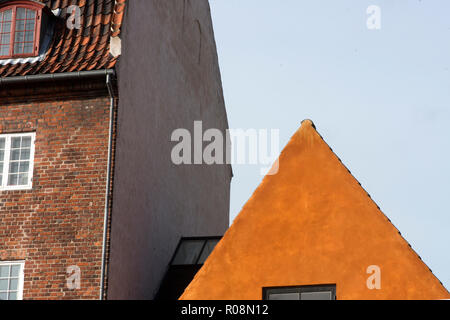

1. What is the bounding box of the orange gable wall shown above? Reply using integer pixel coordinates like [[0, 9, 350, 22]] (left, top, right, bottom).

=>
[[181, 120, 450, 300]]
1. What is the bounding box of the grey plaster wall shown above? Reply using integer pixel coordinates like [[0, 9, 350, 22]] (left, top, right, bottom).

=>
[[107, 0, 231, 299]]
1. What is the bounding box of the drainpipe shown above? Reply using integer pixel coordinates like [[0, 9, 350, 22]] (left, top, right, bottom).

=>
[[100, 73, 116, 300]]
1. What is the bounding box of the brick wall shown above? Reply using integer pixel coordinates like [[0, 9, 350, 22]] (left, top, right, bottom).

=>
[[0, 95, 111, 299]]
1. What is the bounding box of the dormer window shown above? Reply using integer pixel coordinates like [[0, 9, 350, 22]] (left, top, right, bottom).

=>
[[0, 1, 44, 58]]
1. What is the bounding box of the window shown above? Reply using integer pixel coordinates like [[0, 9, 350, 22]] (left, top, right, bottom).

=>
[[0, 133, 35, 190], [0, 1, 44, 58], [0, 8, 12, 56], [171, 237, 221, 266], [0, 261, 25, 300], [263, 284, 336, 300], [155, 237, 222, 300]]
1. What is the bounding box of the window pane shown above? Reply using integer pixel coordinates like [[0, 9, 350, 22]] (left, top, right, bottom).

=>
[[26, 9, 36, 20], [14, 31, 24, 42], [1, 9, 12, 22], [13, 42, 22, 54], [9, 162, 19, 174], [21, 149, 30, 160], [21, 137, 31, 148], [3, 21, 12, 33], [18, 173, 28, 185], [0, 265, 9, 278], [19, 161, 29, 173], [0, 292, 7, 300], [0, 45, 9, 56], [25, 20, 35, 31], [9, 278, 18, 291], [15, 20, 25, 32], [11, 137, 21, 148], [172, 240, 205, 265], [300, 291, 332, 300], [23, 42, 33, 54], [3, 20, 12, 31], [16, 8, 26, 20], [8, 291, 17, 300], [10, 149, 20, 160], [198, 239, 220, 264], [0, 279, 8, 290], [25, 31, 33, 42], [0, 33, 10, 45], [0, 150, 4, 161], [269, 293, 300, 300], [8, 174, 18, 186], [0, 138, 5, 149], [10, 265, 20, 277]]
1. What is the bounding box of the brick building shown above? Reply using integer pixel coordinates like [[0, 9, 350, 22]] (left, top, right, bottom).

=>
[[0, 0, 231, 300]]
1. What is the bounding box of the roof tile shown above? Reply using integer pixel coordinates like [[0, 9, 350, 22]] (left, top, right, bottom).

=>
[[0, 0, 126, 77]]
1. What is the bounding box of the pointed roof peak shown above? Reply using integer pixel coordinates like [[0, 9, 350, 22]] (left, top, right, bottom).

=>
[[300, 119, 316, 130], [180, 120, 449, 300]]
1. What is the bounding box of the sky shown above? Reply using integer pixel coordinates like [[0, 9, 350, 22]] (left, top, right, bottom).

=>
[[209, 0, 450, 290]]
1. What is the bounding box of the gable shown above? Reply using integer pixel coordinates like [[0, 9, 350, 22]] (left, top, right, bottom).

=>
[[181, 120, 449, 300]]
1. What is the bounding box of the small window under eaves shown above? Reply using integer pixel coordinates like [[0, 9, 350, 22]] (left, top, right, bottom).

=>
[[155, 237, 222, 300], [263, 284, 337, 300], [171, 237, 221, 266]]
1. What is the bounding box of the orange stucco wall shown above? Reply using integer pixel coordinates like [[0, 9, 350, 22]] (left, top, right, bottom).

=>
[[181, 120, 450, 300]]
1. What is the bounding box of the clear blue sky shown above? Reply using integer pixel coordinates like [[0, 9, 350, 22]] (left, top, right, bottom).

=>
[[209, 0, 450, 290]]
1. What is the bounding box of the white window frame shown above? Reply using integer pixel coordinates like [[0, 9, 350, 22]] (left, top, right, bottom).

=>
[[0, 261, 25, 300], [0, 132, 36, 191]]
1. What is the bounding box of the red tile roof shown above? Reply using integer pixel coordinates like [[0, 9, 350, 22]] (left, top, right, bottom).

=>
[[0, 0, 126, 77]]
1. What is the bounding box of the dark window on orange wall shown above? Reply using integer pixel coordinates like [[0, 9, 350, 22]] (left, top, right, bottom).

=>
[[263, 284, 336, 300], [0, 2, 44, 58]]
